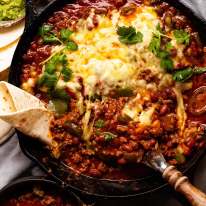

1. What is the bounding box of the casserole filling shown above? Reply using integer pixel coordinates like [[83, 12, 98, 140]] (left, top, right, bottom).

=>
[[21, 0, 206, 179]]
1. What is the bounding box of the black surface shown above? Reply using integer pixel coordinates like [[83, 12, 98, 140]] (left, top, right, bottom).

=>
[[7, 0, 206, 202], [0, 177, 83, 206]]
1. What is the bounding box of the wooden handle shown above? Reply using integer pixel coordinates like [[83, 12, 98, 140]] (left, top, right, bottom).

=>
[[163, 166, 206, 206]]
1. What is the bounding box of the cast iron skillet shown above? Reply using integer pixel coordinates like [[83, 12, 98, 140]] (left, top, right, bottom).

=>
[[8, 0, 206, 197], [0, 177, 83, 205]]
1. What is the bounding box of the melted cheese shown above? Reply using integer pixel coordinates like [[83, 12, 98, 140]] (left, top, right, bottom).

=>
[[63, 7, 164, 96], [28, 5, 190, 128]]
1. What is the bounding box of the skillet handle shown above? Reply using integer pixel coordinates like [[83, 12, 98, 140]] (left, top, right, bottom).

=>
[[25, 0, 53, 27], [163, 165, 206, 206]]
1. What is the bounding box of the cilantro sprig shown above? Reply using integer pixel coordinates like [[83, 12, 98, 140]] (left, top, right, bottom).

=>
[[39, 53, 72, 87], [94, 119, 105, 128], [173, 29, 190, 45], [149, 24, 174, 71], [117, 26, 143, 45], [38, 25, 78, 51], [38, 24, 62, 44], [172, 67, 206, 82], [37, 53, 73, 114], [103, 132, 117, 141]]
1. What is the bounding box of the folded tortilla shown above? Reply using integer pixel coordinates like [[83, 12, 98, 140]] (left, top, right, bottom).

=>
[[0, 81, 53, 145]]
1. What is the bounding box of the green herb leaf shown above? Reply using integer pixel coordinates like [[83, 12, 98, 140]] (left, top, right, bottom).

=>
[[38, 24, 53, 36], [117, 26, 143, 44], [165, 42, 173, 51], [94, 119, 105, 128], [45, 62, 56, 74], [60, 29, 73, 41], [51, 99, 68, 115], [56, 54, 67, 65], [148, 35, 161, 56], [43, 35, 61, 44], [103, 132, 117, 141], [160, 58, 174, 72], [173, 29, 190, 45], [156, 23, 163, 33], [51, 88, 70, 101], [117, 26, 135, 36], [157, 50, 169, 59], [37, 73, 58, 88], [61, 66, 72, 81], [66, 41, 78, 51], [172, 68, 193, 82], [193, 67, 206, 75]]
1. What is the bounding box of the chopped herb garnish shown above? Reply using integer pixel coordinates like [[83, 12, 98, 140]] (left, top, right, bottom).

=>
[[66, 41, 78, 51], [156, 23, 163, 33], [43, 35, 61, 44], [193, 67, 206, 75], [37, 72, 58, 88], [60, 29, 73, 41], [160, 58, 174, 72], [165, 42, 173, 51], [117, 26, 143, 44], [51, 99, 68, 115], [45, 62, 56, 74], [95, 119, 105, 128], [38, 24, 53, 36], [51, 88, 70, 101], [149, 35, 161, 56], [149, 24, 174, 72], [157, 50, 169, 59], [61, 66, 72, 81], [173, 67, 206, 82], [173, 29, 190, 45], [103, 132, 117, 141]]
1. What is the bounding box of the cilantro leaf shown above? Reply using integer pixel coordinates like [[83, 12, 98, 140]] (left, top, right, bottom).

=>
[[60, 29, 73, 41], [173, 29, 190, 45], [51, 88, 70, 101], [43, 35, 61, 44], [45, 62, 56, 74], [103, 132, 117, 141], [172, 68, 193, 82], [117, 26, 143, 44], [156, 23, 163, 33], [117, 26, 136, 36], [38, 24, 53, 36], [160, 58, 174, 72], [61, 66, 72, 81], [56, 54, 68, 65], [148, 35, 161, 56], [193, 67, 206, 75], [157, 50, 169, 59], [95, 119, 105, 128], [51, 99, 68, 115], [37, 72, 58, 88], [165, 42, 173, 51], [66, 41, 78, 51]]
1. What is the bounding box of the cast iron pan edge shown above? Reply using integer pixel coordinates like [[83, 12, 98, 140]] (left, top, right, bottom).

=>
[[8, 0, 206, 198], [0, 176, 84, 206]]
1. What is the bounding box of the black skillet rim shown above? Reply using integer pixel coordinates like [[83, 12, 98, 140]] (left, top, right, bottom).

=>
[[0, 176, 84, 205], [9, 0, 206, 198]]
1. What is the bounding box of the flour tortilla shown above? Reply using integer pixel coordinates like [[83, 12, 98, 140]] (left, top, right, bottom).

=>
[[0, 81, 53, 145]]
